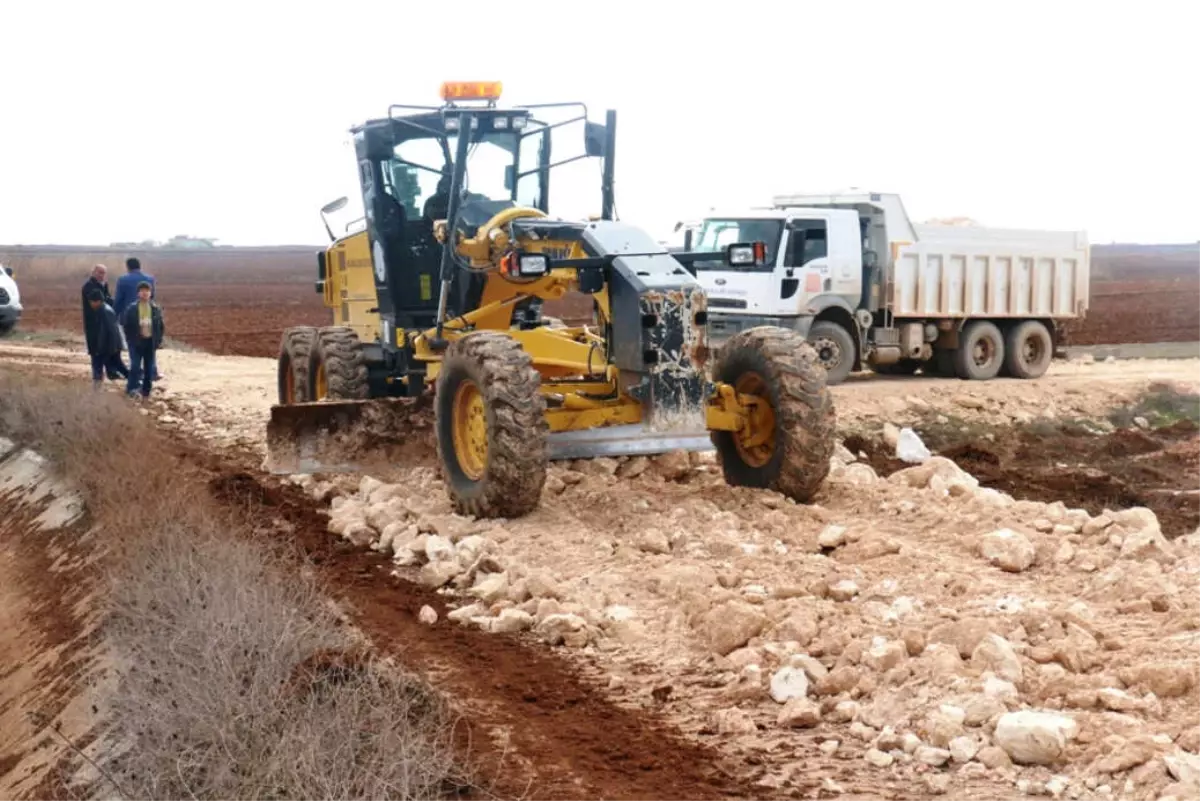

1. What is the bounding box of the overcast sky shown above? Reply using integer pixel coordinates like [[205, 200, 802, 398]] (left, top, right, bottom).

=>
[[2, 0, 1196, 247]]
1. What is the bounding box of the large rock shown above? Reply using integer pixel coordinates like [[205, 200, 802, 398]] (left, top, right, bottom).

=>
[[769, 666, 810, 703], [1094, 734, 1158, 774], [712, 707, 757, 734], [777, 697, 822, 728], [979, 528, 1036, 572], [1120, 527, 1176, 564], [1119, 662, 1198, 698], [888, 456, 978, 490], [700, 601, 768, 656], [862, 639, 907, 672], [418, 560, 462, 588], [993, 710, 1078, 765], [929, 618, 998, 658], [971, 634, 1024, 684], [536, 613, 590, 647], [773, 608, 820, 646]]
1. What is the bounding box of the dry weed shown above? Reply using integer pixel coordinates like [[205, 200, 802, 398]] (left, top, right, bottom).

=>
[[0, 369, 466, 800]]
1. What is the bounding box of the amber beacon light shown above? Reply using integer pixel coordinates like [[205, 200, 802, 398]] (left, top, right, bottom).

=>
[[440, 81, 503, 101]]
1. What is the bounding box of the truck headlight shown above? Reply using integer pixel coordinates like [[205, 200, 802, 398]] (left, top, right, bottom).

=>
[[725, 241, 768, 267]]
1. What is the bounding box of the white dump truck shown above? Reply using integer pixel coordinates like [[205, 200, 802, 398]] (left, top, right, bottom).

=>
[[684, 192, 1090, 384]]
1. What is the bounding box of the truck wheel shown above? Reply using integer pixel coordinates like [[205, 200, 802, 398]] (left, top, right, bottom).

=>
[[310, 327, 370, 400], [711, 327, 835, 503], [807, 321, 856, 385], [1004, 320, 1053, 379], [278, 326, 317, 404], [953, 321, 1005, 380], [436, 332, 548, 519]]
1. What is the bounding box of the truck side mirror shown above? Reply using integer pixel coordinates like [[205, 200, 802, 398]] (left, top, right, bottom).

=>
[[683, 229, 693, 251], [584, 121, 607, 158], [3, 266, 11, 277], [504, 165, 515, 192]]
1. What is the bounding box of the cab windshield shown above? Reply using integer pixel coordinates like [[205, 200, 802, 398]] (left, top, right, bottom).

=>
[[387, 132, 520, 219], [691, 218, 783, 271], [383, 106, 596, 223]]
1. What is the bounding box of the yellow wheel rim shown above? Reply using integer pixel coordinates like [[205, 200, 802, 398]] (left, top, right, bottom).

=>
[[733, 372, 776, 468], [314, 362, 328, 400], [452, 380, 488, 480]]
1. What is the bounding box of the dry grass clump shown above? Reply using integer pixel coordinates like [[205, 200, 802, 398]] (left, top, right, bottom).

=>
[[0, 369, 465, 800]]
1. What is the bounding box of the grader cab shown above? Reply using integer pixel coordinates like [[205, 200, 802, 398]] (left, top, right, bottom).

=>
[[267, 81, 835, 519]]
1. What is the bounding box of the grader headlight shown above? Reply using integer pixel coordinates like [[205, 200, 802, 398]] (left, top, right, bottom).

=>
[[499, 251, 549, 279]]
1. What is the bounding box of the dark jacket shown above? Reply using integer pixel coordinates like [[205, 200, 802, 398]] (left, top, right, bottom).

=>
[[90, 304, 122, 356], [120, 300, 165, 351], [81, 277, 114, 350], [114, 270, 156, 317]]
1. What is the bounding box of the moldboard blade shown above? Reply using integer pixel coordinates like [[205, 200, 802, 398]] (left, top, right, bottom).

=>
[[545, 424, 714, 461]]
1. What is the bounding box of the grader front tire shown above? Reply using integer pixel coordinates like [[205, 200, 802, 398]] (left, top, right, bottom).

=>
[[435, 332, 548, 519], [278, 326, 316, 404], [711, 327, 836, 502], [310, 327, 370, 400]]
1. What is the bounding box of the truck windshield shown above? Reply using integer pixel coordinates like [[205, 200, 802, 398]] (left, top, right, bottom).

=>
[[691, 218, 783, 271]]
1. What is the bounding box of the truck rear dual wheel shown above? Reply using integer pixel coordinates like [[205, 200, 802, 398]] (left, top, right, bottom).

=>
[[435, 331, 548, 519], [1003, 320, 1053, 379], [711, 327, 835, 502], [953, 320, 1005, 380]]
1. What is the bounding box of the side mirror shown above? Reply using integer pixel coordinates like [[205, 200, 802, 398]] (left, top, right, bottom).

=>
[[321, 196, 349, 215], [683, 229, 694, 251], [584, 121, 607, 158], [504, 165, 515, 192], [725, 241, 768, 268], [3, 266, 11, 277]]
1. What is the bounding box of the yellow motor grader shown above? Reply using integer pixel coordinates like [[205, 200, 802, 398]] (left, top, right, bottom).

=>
[[266, 82, 835, 519]]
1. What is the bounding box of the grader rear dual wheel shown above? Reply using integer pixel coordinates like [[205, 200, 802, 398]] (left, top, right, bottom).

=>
[[710, 327, 836, 502], [278, 326, 317, 404]]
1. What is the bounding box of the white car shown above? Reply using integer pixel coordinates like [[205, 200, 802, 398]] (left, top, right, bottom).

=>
[[0, 264, 21, 335]]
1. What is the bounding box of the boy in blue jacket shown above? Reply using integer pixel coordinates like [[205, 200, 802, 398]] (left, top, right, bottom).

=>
[[120, 281, 165, 399]]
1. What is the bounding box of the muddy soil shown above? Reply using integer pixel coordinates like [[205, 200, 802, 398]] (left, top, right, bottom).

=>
[[847, 419, 1200, 538]]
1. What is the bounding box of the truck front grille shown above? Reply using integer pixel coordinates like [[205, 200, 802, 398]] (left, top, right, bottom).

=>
[[708, 297, 747, 310]]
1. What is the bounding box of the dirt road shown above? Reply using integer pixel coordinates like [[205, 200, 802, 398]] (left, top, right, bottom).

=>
[[2, 340, 1199, 800]]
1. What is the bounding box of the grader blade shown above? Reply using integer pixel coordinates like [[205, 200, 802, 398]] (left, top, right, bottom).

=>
[[265, 397, 435, 476], [545, 424, 714, 460]]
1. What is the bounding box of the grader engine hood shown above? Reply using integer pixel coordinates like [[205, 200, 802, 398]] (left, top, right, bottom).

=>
[[583, 222, 709, 431]]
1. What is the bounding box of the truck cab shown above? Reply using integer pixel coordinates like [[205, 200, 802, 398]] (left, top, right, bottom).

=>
[[687, 192, 1089, 385]]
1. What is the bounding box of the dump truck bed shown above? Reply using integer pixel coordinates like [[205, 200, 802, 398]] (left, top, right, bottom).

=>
[[891, 225, 1090, 320]]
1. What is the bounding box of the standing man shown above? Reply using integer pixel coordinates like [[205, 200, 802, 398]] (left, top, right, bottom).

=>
[[114, 257, 162, 381], [84, 287, 123, 390], [120, 281, 164, 399], [80, 264, 127, 380]]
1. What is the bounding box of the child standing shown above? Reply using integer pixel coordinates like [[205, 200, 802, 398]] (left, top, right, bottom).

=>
[[120, 281, 164, 399], [84, 287, 123, 390]]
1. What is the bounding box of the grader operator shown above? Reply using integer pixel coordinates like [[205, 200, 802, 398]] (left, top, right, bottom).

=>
[[267, 81, 835, 519]]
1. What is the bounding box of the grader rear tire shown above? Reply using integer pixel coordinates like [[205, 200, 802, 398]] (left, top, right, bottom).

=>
[[435, 332, 548, 519], [310, 327, 370, 400], [711, 327, 836, 502], [278, 326, 316, 404]]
